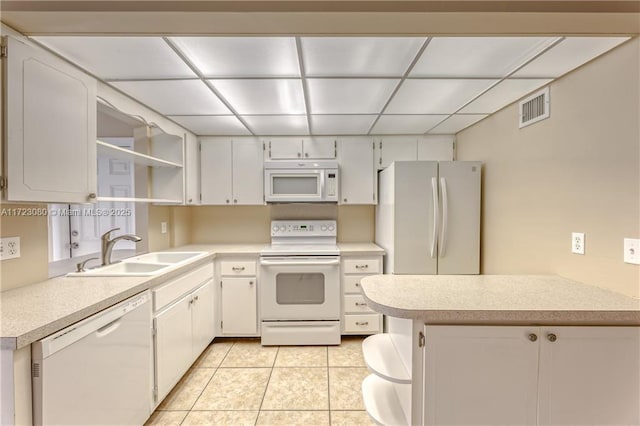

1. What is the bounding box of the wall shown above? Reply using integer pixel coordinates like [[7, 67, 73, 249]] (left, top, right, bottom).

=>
[[0, 205, 49, 292], [190, 205, 375, 244], [457, 38, 640, 298]]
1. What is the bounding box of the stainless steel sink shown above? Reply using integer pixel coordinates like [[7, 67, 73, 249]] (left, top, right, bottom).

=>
[[67, 251, 208, 277]]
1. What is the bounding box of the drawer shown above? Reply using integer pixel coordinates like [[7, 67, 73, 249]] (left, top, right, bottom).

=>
[[343, 258, 381, 274], [220, 260, 256, 276], [343, 314, 382, 333], [153, 263, 213, 311], [344, 294, 375, 314], [343, 275, 367, 293]]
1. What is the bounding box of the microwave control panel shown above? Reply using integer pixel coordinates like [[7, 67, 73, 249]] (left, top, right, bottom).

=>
[[326, 173, 337, 197]]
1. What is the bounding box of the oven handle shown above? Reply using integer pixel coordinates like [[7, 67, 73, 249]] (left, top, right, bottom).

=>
[[260, 258, 340, 266]]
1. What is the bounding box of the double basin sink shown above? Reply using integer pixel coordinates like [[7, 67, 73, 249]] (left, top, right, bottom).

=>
[[67, 251, 209, 277]]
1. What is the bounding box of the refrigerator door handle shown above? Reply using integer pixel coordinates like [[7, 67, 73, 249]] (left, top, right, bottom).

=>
[[439, 177, 449, 257], [431, 177, 439, 258]]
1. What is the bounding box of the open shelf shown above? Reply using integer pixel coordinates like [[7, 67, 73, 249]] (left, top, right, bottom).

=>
[[97, 140, 183, 168], [363, 334, 412, 384], [362, 374, 408, 426]]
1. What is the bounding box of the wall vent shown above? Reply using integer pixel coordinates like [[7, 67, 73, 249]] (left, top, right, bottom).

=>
[[519, 87, 550, 128], [32, 362, 41, 378]]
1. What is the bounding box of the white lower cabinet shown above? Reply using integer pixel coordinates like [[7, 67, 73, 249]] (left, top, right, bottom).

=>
[[341, 255, 383, 335], [218, 258, 259, 336], [363, 322, 640, 426], [152, 263, 215, 406]]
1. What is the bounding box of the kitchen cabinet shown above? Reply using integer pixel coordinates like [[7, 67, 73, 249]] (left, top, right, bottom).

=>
[[265, 136, 336, 159], [363, 322, 640, 426], [4, 35, 97, 203], [337, 137, 376, 205], [424, 325, 640, 426], [218, 258, 258, 336], [341, 255, 383, 335], [152, 263, 215, 405], [375, 136, 455, 169], [200, 137, 263, 205]]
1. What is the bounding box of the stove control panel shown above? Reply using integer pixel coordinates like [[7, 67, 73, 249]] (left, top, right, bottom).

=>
[[271, 220, 336, 237]]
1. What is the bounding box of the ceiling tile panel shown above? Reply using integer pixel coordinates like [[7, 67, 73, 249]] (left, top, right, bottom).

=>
[[35, 37, 196, 80], [170, 37, 300, 77], [428, 114, 487, 134], [307, 79, 399, 114], [311, 115, 378, 135], [386, 79, 497, 114], [372, 115, 449, 134], [210, 79, 306, 115], [243, 115, 309, 135], [111, 80, 231, 115], [459, 79, 553, 114], [168, 115, 250, 135], [410, 37, 558, 78], [512, 37, 630, 78], [301, 37, 425, 77]]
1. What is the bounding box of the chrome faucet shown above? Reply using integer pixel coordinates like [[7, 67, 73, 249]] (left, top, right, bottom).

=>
[[101, 228, 142, 266]]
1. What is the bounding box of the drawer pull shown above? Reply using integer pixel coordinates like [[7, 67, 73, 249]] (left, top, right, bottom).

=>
[[355, 264, 369, 269], [355, 302, 367, 307], [355, 321, 369, 326], [232, 266, 246, 272], [354, 282, 360, 287]]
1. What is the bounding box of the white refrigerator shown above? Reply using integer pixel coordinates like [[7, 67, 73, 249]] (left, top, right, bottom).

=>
[[375, 161, 481, 275]]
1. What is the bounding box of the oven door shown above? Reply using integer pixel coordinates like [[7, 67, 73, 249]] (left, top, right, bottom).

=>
[[260, 256, 340, 320]]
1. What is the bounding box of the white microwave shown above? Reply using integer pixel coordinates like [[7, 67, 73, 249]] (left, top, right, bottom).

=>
[[264, 160, 339, 203]]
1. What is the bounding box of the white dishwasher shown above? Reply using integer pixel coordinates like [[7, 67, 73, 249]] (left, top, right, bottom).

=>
[[32, 291, 152, 426]]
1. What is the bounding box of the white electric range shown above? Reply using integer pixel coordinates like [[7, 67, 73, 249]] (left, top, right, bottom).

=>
[[260, 220, 341, 345]]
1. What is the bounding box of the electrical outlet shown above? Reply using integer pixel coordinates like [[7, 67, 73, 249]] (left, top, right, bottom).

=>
[[623, 238, 640, 265], [0, 237, 21, 260], [161, 222, 168, 234], [571, 232, 585, 255]]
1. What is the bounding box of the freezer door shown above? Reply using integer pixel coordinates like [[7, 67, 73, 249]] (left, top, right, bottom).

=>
[[393, 161, 439, 274], [437, 161, 481, 274]]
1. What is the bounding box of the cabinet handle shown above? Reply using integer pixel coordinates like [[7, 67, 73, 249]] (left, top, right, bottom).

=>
[[355, 264, 369, 269], [528, 333, 538, 342], [343, 198, 348, 203], [232, 266, 246, 272], [188, 198, 193, 203], [297, 152, 302, 157], [88, 193, 97, 200], [249, 281, 254, 285], [234, 199, 238, 204], [355, 302, 367, 307], [355, 321, 369, 326], [194, 295, 199, 302], [547, 333, 557, 342], [354, 282, 360, 287], [226, 199, 230, 204], [305, 152, 309, 158]]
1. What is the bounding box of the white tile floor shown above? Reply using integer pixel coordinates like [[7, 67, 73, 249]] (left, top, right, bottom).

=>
[[145, 337, 374, 426]]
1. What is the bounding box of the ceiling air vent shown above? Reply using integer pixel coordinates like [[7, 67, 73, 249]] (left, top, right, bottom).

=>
[[519, 87, 550, 128]]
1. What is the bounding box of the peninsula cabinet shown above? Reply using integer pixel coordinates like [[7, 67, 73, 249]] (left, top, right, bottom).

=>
[[199, 137, 263, 205], [4, 35, 97, 203]]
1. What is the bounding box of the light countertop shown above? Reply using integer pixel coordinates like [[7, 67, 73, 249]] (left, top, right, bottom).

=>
[[337, 243, 385, 255], [360, 275, 640, 325], [1, 243, 383, 350]]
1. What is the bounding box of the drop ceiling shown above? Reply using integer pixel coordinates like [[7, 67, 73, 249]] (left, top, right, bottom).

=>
[[35, 36, 630, 136]]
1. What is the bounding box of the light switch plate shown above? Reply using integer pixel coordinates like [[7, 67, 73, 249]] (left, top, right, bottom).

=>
[[0, 237, 21, 260], [623, 238, 640, 265], [571, 232, 585, 255]]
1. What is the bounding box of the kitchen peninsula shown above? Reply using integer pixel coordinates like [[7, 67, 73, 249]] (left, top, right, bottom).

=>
[[359, 274, 640, 426]]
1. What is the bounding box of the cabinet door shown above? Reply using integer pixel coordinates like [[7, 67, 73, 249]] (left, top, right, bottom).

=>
[[338, 138, 376, 204], [375, 137, 417, 169], [154, 295, 193, 401], [184, 134, 200, 205], [191, 281, 215, 358], [417, 136, 454, 161], [232, 138, 264, 205], [5, 36, 97, 203], [304, 137, 336, 159], [200, 138, 232, 205], [538, 327, 640, 426], [267, 138, 303, 159], [221, 278, 257, 335], [423, 326, 539, 426]]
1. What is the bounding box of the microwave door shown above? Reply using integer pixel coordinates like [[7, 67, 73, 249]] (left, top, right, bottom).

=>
[[268, 171, 322, 202]]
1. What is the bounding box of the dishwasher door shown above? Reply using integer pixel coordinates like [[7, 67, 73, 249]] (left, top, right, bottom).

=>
[[32, 291, 152, 426]]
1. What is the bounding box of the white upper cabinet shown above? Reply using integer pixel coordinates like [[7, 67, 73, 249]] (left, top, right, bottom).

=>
[[374, 137, 417, 169], [266, 137, 336, 159], [200, 137, 263, 205], [338, 137, 376, 205], [4, 36, 97, 203], [417, 136, 455, 161]]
